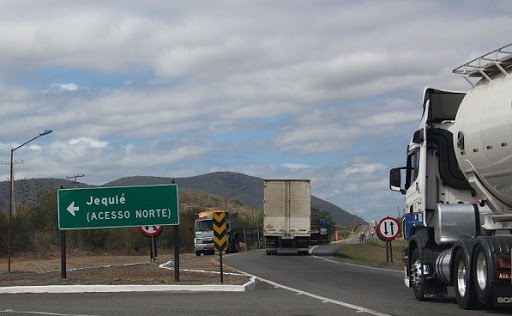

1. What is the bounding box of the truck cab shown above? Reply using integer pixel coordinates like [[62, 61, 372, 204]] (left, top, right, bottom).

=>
[[194, 210, 239, 256]]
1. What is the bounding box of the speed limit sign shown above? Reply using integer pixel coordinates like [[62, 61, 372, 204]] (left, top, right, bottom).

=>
[[377, 217, 400, 241]]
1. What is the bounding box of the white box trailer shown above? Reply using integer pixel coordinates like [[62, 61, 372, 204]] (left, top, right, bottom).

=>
[[263, 179, 311, 255]]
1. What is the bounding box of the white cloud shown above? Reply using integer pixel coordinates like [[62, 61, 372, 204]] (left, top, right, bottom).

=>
[[28, 144, 42, 151], [282, 163, 311, 170], [0, 1, 511, 221], [43, 83, 83, 94], [344, 163, 385, 176], [68, 138, 108, 148]]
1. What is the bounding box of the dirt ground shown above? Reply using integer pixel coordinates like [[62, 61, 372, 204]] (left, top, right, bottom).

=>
[[0, 251, 250, 286]]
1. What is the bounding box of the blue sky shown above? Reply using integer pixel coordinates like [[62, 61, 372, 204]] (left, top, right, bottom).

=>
[[0, 1, 511, 222]]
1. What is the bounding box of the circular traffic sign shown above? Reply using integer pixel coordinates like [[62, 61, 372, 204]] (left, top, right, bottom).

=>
[[139, 225, 163, 237], [376, 217, 400, 241]]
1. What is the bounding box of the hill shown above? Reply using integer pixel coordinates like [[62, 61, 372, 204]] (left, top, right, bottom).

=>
[[104, 171, 366, 226], [0, 178, 90, 211], [0, 172, 366, 226]]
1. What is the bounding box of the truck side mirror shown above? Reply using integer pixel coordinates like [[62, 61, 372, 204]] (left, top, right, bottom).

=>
[[390, 167, 406, 194], [413, 129, 424, 144]]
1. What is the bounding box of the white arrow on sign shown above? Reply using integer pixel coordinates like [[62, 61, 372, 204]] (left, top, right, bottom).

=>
[[67, 201, 79, 216]]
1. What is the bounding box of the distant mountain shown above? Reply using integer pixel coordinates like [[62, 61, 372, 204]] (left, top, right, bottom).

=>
[[0, 172, 365, 226], [105, 171, 366, 226]]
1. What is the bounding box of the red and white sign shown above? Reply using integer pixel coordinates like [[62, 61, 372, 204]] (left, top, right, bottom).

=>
[[377, 217, 400, 241], [139, 225, 163, 237]]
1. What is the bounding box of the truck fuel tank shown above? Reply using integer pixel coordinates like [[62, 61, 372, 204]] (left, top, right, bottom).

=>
[[454, 74, 512, 209]]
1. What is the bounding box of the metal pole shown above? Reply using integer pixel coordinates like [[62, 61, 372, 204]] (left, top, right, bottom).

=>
[[7, 130, 52, 273], [61, 230, 67, 279], [7, 149, 13, 273], [174, 225, 180, 282], [257, 228, 261, 249], [150, 236, 155, 263], [390, 241, 393, 263], [386, 241, 390, 262], [219, 248, 224, 284]]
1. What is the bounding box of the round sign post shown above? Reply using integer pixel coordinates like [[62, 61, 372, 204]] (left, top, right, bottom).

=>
[[139, 226, 163, 263], [377, 217, 400, 263]]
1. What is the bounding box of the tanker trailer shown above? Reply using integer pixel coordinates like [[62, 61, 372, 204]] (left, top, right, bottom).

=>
[[390, 43, 512, 310]]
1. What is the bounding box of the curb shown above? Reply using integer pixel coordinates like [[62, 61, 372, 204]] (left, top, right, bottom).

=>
[[0, 277, 258, 294]]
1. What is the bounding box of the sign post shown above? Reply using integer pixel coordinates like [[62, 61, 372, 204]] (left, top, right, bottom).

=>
[[213, 211, 227, 283], [377, 217, 400, 263], [139, 226, 163, 263]]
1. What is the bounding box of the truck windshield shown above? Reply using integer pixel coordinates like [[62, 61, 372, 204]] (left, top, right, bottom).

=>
[[195, 220, 213, 231]]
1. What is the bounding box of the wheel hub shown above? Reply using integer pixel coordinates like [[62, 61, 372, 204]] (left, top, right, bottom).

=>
[[456, 260, 467, 297], [411, 259, 422, 287], [475, 251, 487, 291]]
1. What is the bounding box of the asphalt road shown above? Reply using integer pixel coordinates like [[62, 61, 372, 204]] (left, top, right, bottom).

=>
[[224, 246, 511, 316], [1, 246, 511, 315]]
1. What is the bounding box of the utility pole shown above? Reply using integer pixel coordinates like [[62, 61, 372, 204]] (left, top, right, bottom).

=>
[[66, 174, 84, 184]]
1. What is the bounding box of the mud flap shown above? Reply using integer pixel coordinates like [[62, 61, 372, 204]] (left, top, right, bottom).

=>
[[491, 283, 512, 309]]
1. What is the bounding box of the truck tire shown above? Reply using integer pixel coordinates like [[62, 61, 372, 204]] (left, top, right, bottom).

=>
[[195, 251, 201, 256], [410, 248, 426, 301], [454, 249, 480, 309], [473, 244, 492, 307]]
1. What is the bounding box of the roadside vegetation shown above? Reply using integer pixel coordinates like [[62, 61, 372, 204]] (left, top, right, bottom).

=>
[[0, 188, 264, 258], [336, 235, 408, 267]]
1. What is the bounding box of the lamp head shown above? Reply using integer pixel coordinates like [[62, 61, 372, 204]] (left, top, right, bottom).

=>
[[39, 129, 53, 136]]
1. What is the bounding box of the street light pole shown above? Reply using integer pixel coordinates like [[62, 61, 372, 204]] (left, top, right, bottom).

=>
[[251, 200, 263, 223], [7, 129, 53, 273], [224, 187, 245, 211]]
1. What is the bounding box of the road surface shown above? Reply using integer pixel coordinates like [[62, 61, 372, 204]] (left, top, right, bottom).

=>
[[1, 246, 510, 315]]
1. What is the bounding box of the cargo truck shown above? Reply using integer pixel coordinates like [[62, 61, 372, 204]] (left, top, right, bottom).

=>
[[194, 210, 239, 256], [264, 179, 311, 255], [310, 218, 330, 245], [390, 43, 512, 309]]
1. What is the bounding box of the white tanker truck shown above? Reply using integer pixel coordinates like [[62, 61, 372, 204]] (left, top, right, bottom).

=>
[[390, 43, 512, 309]]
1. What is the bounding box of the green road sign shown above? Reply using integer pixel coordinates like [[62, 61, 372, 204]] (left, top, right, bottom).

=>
[[58, 184, 179, 230]]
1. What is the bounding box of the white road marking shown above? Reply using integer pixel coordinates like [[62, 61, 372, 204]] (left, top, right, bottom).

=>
[[0, 310, 98, 316], [309, 245, 403, 273], [236, 270, 391, 316]]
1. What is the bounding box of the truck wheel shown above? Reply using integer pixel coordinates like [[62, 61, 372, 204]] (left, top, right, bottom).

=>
[[410, 248, 426, 301], [473, 244, 491, 307], [454, 249, 480, 309], [195, 251, 201, 256]]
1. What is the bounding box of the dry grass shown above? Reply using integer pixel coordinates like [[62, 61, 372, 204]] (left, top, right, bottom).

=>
[[336, 238, 407, 266], [0, 250, 250, 286]]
